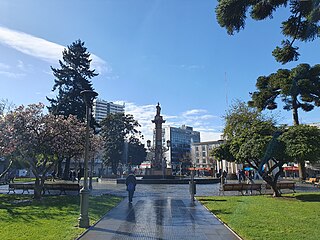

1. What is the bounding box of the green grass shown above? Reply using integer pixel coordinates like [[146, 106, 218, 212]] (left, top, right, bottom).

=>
[[13, 178, 36, 183], [198, 193, 320, 240], [0, 194, 122, 240]]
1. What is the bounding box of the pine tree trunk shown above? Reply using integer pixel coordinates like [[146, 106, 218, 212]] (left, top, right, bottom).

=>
[[292, 106, 307, 181], [63, 157, 71, 180], [292, 107, 299, 126], [57, 158, 63, 178], [34, 178, 42, 200]]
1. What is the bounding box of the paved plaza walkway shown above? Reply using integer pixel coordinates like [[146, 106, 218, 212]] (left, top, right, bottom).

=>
[[78, 181, 240, 240], [1, 178, 317, 240]]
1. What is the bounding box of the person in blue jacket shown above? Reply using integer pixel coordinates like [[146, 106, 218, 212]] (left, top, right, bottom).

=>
[[125, 172, 137, 203]]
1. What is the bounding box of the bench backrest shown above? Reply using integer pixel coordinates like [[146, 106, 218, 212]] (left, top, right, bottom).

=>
[[9, 183, 35, 189], [44, 183, 80, 190]]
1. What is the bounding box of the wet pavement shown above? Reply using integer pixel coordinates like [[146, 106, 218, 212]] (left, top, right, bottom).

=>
[[1, 179, 319, 240], [78, 181, 240, 240], [77, 179, 320, 240]]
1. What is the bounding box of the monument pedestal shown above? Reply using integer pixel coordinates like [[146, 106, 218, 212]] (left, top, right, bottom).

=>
[[143, 168, 173, 179]]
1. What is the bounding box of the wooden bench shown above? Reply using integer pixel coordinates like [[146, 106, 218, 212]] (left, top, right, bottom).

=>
[[8, 183, 81, 195], [266, 182, 296, 193], [305, 178, 317, 184], [8, 183, 34, 194], [220, 183, 262, 195], [43, 183, 81, 195]]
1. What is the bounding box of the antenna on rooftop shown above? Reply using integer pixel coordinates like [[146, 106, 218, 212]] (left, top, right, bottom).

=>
[[225, 72, 229, 108]]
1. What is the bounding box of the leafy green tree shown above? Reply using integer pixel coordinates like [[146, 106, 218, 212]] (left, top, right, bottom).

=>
[[279, 124, 320, 178], [216, 0, 320, 64], [211, 141, 234, 162], [47, 39, 97, 120], [249, 63, 320, 179], [127, 137, 147, 166], [100, 113, 141, 175], [212, 101, 287, 197]]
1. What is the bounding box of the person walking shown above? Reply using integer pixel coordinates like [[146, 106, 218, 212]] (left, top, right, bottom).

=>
[[125, 171, 137, 203]]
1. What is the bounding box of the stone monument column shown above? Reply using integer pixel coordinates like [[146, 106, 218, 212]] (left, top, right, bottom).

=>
[[152, 103, 165, 170]]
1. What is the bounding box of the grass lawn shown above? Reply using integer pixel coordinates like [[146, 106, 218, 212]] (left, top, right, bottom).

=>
[[13, 178, 36, 183], [198, 192, 320, 240], [0, 194, 122, 240]]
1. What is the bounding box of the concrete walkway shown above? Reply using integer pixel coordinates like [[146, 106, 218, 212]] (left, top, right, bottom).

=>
[[78, 184, 240, 240]]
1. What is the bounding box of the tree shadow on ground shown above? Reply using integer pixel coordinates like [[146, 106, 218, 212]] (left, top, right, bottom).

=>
[[210, 209, 232, 215], [197, 198, 227, 202], [295, 193, 320, 202]]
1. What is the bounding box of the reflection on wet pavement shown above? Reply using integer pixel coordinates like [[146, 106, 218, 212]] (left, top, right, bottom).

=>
[[78, 181, 240, 240]]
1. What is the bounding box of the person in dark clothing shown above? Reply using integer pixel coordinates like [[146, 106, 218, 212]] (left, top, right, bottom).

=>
[[125, 172, 137, 203]]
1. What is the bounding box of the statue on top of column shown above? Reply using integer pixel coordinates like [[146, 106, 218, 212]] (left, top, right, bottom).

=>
[[156, 102, 161, 116]]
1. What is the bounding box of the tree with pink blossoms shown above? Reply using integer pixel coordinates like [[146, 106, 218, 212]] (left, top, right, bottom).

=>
[[0, 103, 88, 199]]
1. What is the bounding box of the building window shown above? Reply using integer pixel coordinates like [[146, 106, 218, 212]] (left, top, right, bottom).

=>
[[202, 152, 206, 157]]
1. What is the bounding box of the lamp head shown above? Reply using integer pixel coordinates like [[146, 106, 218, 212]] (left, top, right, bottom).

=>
[[80, 90, 98, 105]]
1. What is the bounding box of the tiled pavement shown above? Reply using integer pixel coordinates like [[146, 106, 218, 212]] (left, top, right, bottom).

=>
[[78, 182, 240, 240], [78, 197, 240, 240]]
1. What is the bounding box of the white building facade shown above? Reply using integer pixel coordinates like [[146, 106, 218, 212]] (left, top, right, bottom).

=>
[[92, 99, 125, 123], [190, 140, 241, 177]]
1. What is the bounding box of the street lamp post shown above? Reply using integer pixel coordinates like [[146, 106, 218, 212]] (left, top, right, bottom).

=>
[[89, 154, 94, 190], [78, 90, 98, 228]]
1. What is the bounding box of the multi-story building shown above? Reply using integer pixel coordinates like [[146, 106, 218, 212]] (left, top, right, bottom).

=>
[[191, 140, 241, 177], [308, 122, 320, 128], [92, 99, 125, 123], [159, 125, 200, 171]]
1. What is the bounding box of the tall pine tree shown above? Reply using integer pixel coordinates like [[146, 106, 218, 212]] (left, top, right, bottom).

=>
[[47, 39, 98, 179], [47, 39, 98, 120], [216, 0, 320, 64]]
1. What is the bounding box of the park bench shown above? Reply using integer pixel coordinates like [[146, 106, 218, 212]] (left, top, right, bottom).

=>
[[8, 183, 34, 194], [43, 183, 81, 195], [305, 178, 317, 184], [220, 183, 262, 195], [8, 183, 81, 195], [266, 181, 296, 193], [313, 180, 320, 188]]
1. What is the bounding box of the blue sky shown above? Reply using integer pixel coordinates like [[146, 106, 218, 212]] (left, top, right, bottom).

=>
[[0, 0, 319, 141]]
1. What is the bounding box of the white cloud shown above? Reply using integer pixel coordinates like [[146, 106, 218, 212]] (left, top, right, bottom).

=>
[[183, 109, 207, 116], [0, 26, 110, 74], [200, 132, 223, 142], [0, 62, 10, 70], [122, 102, 223, 143], [0, 70, 25, 78], [0, 61, 27, 79]]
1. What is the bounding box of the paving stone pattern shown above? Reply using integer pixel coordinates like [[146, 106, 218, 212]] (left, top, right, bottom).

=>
[[78, 182, 240, 240]]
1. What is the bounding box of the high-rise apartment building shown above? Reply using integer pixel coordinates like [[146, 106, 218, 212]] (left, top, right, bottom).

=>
[[92, 99, 125, 123], [159, 125, 200, 170]]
